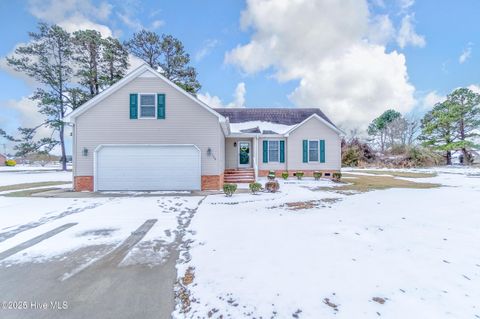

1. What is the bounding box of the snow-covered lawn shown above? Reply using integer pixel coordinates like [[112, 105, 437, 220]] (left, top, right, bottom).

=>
[[176, 168, 480, 318], [0, 169, 72, 187]]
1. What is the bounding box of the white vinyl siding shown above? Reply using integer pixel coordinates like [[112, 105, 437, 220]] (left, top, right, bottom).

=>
[[268, 140, 279, 162], [139, 93, 156, 118], [74, 75, 224, 177], [96, 145, 200, 191], [308, 140, 319, 162]]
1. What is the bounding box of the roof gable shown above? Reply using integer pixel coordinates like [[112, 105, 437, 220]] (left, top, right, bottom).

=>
[[66, 64, 225, 123]]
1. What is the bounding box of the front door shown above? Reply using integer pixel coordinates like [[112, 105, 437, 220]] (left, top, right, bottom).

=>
[[238, 141, 251, 167]]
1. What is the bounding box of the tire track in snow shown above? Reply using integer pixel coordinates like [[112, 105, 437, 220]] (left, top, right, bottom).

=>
[[0, 200, 110, 243]]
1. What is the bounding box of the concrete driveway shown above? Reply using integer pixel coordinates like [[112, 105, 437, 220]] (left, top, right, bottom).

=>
[[0, 195, 203, 319]]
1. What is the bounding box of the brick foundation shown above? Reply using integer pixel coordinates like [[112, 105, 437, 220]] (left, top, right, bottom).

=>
[[258, 170, 340, 179], [201, 174, 224, 190], [74, 176, 94, 191], [74, 174, 224, 192]]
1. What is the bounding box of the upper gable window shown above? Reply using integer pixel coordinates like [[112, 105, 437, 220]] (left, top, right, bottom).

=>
[[139, 94, 156, 118]]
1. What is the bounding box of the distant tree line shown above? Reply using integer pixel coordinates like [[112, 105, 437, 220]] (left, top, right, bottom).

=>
[[0, 23, 200, 170], [344, 87, 480, 167]]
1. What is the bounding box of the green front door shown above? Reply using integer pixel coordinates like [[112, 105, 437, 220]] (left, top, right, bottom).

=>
[[238, 141, 250, 167]]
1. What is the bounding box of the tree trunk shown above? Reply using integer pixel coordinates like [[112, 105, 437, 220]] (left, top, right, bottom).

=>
[[446, 150, 452, 165]]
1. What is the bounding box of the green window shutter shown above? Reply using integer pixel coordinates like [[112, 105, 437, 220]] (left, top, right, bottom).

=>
[[279, 140, 285, 163], [157, 94, 166, 119], [320, 139, 326, 163], [302, 140, 308, 163], [263, 140, 268, 163], [129, 93, 138, 119]]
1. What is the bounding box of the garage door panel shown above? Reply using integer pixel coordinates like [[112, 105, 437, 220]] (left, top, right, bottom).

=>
[[96, 145, 200, 191]]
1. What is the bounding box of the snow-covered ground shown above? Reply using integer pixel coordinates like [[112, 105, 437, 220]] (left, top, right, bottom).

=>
[[175, 168, 480, 318], [0, 169, 72, 186]]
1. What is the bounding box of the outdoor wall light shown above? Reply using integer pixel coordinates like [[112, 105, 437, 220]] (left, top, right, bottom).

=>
[[234, 142, 237, 147], [82, 148, 88, 157], [207, 148, 212, 156]]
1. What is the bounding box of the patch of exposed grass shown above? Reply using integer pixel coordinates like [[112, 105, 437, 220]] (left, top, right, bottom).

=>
[[4, 187, 61, 197], [0, 181, 70, 192], [315, 173, 441, 194], [352, 170, 437, 178]]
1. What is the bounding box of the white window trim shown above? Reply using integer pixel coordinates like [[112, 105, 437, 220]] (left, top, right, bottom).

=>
[[308, 140, 319, 163], [138, 93, 157, 119], [267, 140, 280, 163]]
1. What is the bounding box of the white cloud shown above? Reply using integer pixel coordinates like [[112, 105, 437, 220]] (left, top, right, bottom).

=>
[[225, 0, 417, 129], [197, 93, 225, 108], [28, 0, 113, 37], [195, 39, 219, 61], [459, 43, 473, 64], [228, 82, 246, 108], [3, 97, 52, 139], [150, 19, 165, 30], [117, 12, 143, 31], [399, 0, 415, 10], [421, 91, 445, 110], [467, 84, 480, 94], [368, 14, 395, 45], [397, 14, 426, 48], [198, 82, 246, 108]]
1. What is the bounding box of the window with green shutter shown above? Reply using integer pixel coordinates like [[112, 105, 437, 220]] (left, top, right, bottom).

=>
[[263, 140, 268, 163], [320, 139, 326, 163], [157, 93, 165, 119], [129, 93, 138, 119], [302, 140, 308, 163], [279, 140, 285, 163]]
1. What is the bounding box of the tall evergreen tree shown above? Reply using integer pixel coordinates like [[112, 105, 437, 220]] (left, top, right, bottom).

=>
[[72, 29, 103, 97], [447, 88, 480, 164], [100, 37, 129, 87], [125, 30, 201, 93], [6, 23, 76, 170], [367, 109, 401, 152], [420, 101, 459, 165]]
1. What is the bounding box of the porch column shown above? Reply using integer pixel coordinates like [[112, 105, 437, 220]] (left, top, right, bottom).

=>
[[253, 135, 259, 180]]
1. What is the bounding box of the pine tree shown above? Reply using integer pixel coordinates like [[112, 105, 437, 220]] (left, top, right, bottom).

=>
[[100, 37, 129, 88], [6, 23, 76, 170], [125, 30, 201, 93], [447, 88, 480, 164], [420, 101, 459, 165]]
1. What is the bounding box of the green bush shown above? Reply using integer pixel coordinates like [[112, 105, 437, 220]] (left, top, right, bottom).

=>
[[249, 182, 262, 194], [281, 172, 289, 180], [223, 183, 237, 197], [295, 171, 304, 180], [332, 172, 342, 182], [5, 159, 16, 167], [313, 171, 322, 180]]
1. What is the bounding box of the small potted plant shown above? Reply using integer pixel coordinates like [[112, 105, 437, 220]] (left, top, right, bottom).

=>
[[332, 172, 342, 182], [295, 171, 304, 180], [281, 172, 289, 180], [313, 171, 322, 180], [267, 170, 276, 180]]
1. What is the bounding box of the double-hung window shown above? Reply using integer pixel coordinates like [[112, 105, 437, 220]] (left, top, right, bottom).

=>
[[139, 94, 156, 118], [308, 140, 319, 162], [268, 140, 280, 162]]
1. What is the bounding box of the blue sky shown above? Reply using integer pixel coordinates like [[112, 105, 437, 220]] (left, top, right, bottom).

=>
[[0, 0, 479, 154]]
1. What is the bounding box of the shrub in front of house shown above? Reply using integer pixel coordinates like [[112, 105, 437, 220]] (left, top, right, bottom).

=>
[[249, 182, 262, 194], [5, 159, 16, 167], [313, 171, 322, 180], [294, 171, 304, 180], [332, 172, 342, 182], [265, 180, 280, 193], [281, 172, 289, 180], [223, 183, 237, 197]]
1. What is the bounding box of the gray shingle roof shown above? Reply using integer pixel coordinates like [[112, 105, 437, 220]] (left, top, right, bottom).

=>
[[215, 108, 336, 127]]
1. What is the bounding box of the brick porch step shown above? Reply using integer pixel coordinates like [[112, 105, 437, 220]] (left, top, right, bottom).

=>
[[224, 169, 255, 184]]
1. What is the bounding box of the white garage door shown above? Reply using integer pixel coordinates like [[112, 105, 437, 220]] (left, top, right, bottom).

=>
[[95, 145, 201, 191]]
